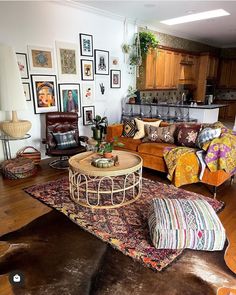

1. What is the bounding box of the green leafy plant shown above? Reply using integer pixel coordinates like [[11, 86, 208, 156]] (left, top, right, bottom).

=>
[[139, 31, 158, 57], [127, 86, 137, 99], [91, 115, 108, 140], [97, 136, 124, 154]]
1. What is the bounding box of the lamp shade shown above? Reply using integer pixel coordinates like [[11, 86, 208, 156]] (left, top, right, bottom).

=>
[[0, 43, 27, 111]]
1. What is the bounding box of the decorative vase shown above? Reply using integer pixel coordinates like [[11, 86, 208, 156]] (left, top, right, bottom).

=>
[[92, 128, 103, 140], [103, 152, 113, 158]]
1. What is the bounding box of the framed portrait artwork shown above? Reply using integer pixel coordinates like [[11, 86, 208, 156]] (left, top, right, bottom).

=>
[[31, 75, 59, 114], [56, 41, 79, 81], [58, 83, 81, 117], [16, 53, 29, 79], [83, 106, 95, 126], [28, 46, 54, 73], [79, 33, 93, 57], [95, 77, 109, 101], [94, 49, 109, 75], [81, 59, 94, 81], [23, 82, 31, 101], [82, 82, 94, 105], [110, 70, 121, 88]]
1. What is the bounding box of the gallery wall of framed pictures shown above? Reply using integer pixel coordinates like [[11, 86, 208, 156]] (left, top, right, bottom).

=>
[[15, 30, 122, 123]]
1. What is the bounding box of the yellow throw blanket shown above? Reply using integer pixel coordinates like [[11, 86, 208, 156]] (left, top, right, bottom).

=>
[[163, 147, 200, 187]]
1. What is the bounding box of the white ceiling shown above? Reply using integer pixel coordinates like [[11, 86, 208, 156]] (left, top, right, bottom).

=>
[[71, 1, 236, 48]]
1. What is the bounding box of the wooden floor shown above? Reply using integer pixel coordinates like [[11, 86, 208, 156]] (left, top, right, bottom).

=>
[[0, 158, 236, 295]]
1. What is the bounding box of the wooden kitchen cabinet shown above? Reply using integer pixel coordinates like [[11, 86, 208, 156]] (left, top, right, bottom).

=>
[[179, 53, 198, 84], [229, 59, 236, 87], [217, 100, 236, 120], [207, 56, 219, 79], [218, 59, 232, 88]]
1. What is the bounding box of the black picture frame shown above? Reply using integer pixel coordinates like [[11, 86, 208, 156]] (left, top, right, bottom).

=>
[[31, 74, 59, 114], [82, 105, 95, 126], [81, 59, 94, 81], [16, 52, 29, 79], [23, 82, 31, 101], [58, 83, 82, 117], [94, 49, 109, 75], [110, 70, 121, 88], [79, 33, 93, 57]]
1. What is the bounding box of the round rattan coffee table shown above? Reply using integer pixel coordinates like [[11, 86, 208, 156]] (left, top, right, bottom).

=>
[[69, 150, 143, 209]]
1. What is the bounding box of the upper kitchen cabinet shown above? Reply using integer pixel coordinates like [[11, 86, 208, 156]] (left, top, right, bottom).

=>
[[218, 59, 232, 88], [179, 53, 199, 84], [207, 55, 219, 79], [137, 47, 181, 90]]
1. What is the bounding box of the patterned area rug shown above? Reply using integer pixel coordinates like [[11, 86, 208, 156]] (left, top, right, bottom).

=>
[[24, 177, 224, 271]]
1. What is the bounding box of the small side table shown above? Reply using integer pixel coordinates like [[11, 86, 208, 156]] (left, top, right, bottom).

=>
[[0, 133, 31, 160]]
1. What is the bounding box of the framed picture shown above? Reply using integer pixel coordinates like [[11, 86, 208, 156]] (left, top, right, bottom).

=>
[[31, 75, 59, 114], [16, 53, 29, 79], [94, 49, 109, 75], [82, 82, 94, 105], [59, 83, 81, 117], [23, 82, 31, 101], [95, 77, 109, 101], [110, 70, 121, 88], [81, 59, 94, 81], [83, 106, 95, 126], [28, 46, 54, 73], [56, 41, 79, 81], [79, 33, 93, 57], [110, 56, 119, 68]]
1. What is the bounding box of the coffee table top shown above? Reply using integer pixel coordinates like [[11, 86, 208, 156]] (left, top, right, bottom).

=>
[[69, 150, 142, 177]]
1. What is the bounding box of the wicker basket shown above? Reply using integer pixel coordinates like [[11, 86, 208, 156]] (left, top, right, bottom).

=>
[[17, 146, 41, 165]]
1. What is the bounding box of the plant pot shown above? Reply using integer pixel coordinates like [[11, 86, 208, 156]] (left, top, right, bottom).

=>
[[92, 128, 103, 141], [103, 152, 113, 158]]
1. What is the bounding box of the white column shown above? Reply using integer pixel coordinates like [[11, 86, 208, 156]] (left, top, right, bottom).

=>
[[233, 115, 236, 131]]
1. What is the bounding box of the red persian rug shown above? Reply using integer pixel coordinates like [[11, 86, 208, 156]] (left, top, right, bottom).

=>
[[24, 177, 224, 271]]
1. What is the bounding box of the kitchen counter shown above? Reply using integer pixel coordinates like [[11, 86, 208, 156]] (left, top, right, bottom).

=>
[[127, 103, 228, 109]]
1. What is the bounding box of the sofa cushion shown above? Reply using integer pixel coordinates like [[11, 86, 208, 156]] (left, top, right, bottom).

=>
[[133, 118, 162, 140], [196, 127, 221, 149], [116, 137, 141, 152], [143, 124, 176, 144], [148, 198, 226, 250], [122, 119, 137, 137], [138, 142, 176, 157], [176, 124, 202, 148]]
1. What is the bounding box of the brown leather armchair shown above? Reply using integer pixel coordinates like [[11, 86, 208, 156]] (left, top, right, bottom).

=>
[[42, 112, 88, 169]]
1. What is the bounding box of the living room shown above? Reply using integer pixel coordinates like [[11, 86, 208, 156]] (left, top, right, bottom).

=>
[[0, 1, 236, 294]]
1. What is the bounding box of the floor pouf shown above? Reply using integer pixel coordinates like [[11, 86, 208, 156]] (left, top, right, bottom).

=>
[[148, 198, 226, 251], [0, 158, 37, 179]]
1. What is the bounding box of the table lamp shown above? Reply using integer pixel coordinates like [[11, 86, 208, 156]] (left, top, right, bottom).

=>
[[0, 43, 31, 138]]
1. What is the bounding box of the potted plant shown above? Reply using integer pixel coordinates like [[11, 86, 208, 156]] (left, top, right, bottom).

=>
[[91, 115, 108, 141], [138, 31, 159, 58], [97, 137, 124, 158], [127, 86, 137, 104]]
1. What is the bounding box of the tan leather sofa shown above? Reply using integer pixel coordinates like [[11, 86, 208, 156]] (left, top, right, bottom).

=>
[[107, 121, 232, 196]]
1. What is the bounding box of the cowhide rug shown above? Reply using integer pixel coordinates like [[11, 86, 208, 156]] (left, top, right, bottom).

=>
[[0, 211, 235, 295]]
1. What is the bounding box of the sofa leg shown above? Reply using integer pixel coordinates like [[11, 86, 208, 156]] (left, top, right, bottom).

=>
[[213, 186, 217, 199]]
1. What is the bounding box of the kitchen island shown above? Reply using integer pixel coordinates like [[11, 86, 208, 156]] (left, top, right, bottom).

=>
[[123, 103, 228, 123]]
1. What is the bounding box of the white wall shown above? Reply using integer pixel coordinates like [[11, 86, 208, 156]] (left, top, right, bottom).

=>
[[0, 1, 136, 161]]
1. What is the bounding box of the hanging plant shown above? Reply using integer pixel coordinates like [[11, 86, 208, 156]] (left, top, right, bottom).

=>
[[138, 31, 159, 57]]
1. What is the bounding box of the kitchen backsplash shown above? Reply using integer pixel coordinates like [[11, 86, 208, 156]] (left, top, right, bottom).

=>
[[140, 86, 187, 103], [215, 89, 236, 100]]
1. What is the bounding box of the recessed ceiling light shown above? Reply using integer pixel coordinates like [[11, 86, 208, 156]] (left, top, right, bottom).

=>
[[160, 9, 230, 25]]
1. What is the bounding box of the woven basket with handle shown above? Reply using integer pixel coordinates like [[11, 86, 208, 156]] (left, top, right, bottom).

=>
[[17, 146, 41, 165]]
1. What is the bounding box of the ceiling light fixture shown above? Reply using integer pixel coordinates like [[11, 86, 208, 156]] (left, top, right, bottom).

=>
[[160, 9, 230, 25]]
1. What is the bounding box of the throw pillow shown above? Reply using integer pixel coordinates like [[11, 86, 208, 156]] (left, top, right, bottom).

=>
[[176, 124, 202, 148], [122, 119, 136, 137], [148, 198, 226, 250], [142, 124, 176, 144], [133, 118, 162, 140], [53, 130, 78, 150], [196, 127, 221, 149]]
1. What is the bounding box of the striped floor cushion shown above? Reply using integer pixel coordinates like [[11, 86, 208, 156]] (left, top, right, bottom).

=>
[[148, 198, 226, 251]]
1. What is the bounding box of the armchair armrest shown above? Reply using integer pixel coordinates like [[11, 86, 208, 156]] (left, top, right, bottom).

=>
[[79, 136, 89, 143], [106, 124, 123, 142]]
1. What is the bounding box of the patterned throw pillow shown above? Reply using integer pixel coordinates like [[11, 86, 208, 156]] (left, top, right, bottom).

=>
[[148, 198, 226, 250], [53, 130, 78, 150], [196, 127, 221, 149], [176, 124, 202, 148], [133, 118, 162, 140], [122, 119, 136, 137], [142, 124, 176, 144]]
